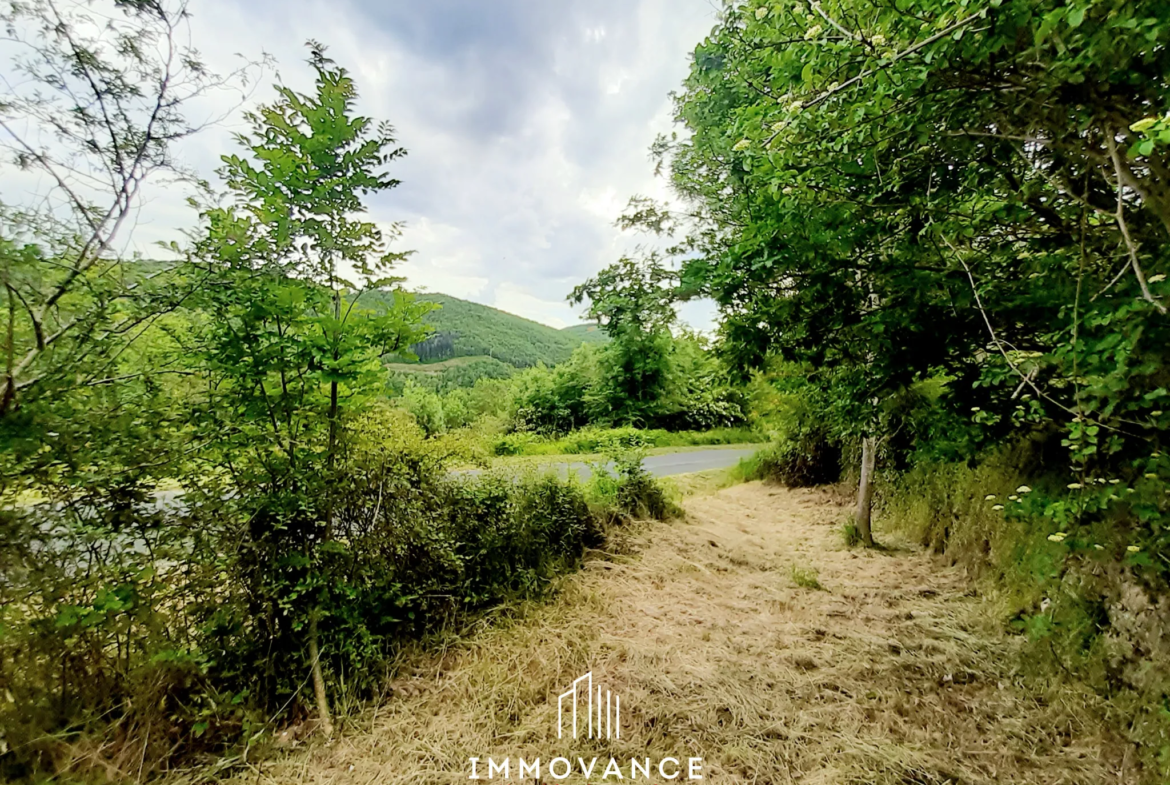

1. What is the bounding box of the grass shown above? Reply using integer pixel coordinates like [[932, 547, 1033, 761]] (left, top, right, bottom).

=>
[[840, 520, 864, 547], [789, 564, 825, 590], [216, 482, 1134, 785], [492, 426, 766, 458], [488, 442, 760, 468]]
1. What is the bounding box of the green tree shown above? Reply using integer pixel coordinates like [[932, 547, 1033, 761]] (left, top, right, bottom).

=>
[[570, 253, 678, 426], [635, 0, 1170, 546], [0, 0, 256, 420], [193, 44, 430, 734]]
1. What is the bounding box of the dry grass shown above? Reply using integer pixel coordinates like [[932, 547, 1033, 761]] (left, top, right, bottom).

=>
[[217, 482, 1137, 784]]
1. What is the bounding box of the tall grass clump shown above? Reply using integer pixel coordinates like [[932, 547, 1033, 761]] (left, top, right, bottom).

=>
[[732, 428, 842, 488]]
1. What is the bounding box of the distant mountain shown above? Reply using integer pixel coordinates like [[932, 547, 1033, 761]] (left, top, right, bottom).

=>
[[363, 291, 608, 390], [403, 293, 605, 368], [560, 323, 609, 344]]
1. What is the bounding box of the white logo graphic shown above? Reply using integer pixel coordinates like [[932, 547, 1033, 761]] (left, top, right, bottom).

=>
[[557, 672, 620, 740]]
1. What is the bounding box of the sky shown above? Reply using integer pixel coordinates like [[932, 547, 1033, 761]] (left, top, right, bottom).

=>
[[120, 0, 724, 331]]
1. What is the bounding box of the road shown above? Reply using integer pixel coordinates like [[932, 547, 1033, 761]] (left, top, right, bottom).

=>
[[480, 446, 760, 481], [14, 448, 763, 515]]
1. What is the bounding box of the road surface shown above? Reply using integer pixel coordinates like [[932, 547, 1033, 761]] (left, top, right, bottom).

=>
[[15, 448, 763, 514], [475, 447, 760, 481]]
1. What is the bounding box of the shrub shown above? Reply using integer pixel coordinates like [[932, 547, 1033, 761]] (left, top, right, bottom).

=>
[[585, 449, 677, 523], [492, 432, 541, 456], [789, 565, 824, 590], [0, 408, 664, 779], [736, 430, 842, 488]]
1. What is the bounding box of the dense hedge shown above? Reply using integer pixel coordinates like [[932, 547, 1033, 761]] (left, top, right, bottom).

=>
[[0, 411, 665, 781]]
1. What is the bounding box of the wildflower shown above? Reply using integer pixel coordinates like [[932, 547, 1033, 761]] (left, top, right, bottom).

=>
[[771, 120, 788, 132], [755, 6, 769, 19], [1130, 117, 1158, 134], [786, 99, 804, 114], [1127, 545, 1141, 553], [733, 138, 751, 151], [1047, 533, 1067, 543], [1009, 495, 1019, 501], [1016, 485, 1032, 494], [1067, 482, 1083, 489], [781, 186, 794, 195], [804, 24, 823, 39], [1108, 479, 1120, 485], [984, 494, 996, 501], [992, 504, 1005, 511], [871, 33, 886, 46]]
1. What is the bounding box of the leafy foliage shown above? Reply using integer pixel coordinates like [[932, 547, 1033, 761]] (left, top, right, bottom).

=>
[[632, 0, 1170, 769]]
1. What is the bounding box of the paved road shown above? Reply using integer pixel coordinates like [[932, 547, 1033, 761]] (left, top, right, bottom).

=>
[[481, 447, 760, 482], [16, 448, 763, 514]]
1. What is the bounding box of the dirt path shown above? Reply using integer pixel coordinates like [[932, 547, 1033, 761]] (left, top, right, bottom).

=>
[[245, 483, 1133, 784]]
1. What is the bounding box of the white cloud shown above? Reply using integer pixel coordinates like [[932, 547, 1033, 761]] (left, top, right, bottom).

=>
[[0, 0, 720, 332]]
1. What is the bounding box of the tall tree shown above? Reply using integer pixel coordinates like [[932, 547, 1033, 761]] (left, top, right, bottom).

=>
[[632, 0, 1170, 542], [0, 0, 256, 419], [570, 252, 677, 426], [194, 43, 430, 733]]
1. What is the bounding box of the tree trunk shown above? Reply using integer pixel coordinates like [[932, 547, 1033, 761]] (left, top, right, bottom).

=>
[[308, 612, 334, 737], [855, 435, 877, 547]]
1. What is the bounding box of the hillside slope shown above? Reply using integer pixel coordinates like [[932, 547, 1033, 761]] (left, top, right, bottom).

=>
[[368, 291, 605, 369]]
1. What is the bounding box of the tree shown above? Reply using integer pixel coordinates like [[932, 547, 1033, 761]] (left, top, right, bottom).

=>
[[632, 0, 1170, 545], [0, 0, 256, 419], [193, 43, 430, 734], [570, 253, 678, 426]]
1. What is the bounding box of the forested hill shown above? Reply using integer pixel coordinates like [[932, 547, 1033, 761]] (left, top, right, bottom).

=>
[[365, 290, 606, 368]]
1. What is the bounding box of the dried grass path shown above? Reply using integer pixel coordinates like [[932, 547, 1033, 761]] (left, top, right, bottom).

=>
[[245, 483, 1132, 785]]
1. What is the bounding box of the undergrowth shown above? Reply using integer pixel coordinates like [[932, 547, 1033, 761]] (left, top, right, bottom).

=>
[[491, 425, 763, 457], [0, 414, 675, 782], [880, 438, 1170, 776]]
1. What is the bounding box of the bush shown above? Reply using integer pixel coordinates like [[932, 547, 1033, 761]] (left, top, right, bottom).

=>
[[735, 430, 842, 488], [492, 432, 542, 456], [585, 448, 678, 523], [0, 408, 660, 780], [880, 440, 1170, 774]]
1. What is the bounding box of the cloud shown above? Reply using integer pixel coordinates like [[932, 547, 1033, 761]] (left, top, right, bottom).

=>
[[1, 0, 721, 330]]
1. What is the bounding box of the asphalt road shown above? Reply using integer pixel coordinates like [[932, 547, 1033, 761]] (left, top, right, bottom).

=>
[[486, 447, 760, 482], [14, 448, 763, 515]]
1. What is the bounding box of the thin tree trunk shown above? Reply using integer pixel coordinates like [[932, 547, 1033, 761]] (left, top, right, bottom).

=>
[[2, 287, 15, 415], [312, 285, 341, 738], [855, 435, 876, 547], [308, 612, 334, 737]]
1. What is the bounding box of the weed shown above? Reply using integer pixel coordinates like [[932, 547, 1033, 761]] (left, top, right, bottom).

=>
[[840, 521, 864, 548], [790, 564, 825, 590]]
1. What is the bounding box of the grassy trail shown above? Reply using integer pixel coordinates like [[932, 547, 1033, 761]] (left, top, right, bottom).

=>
[[239, 483, 1133, 784]]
